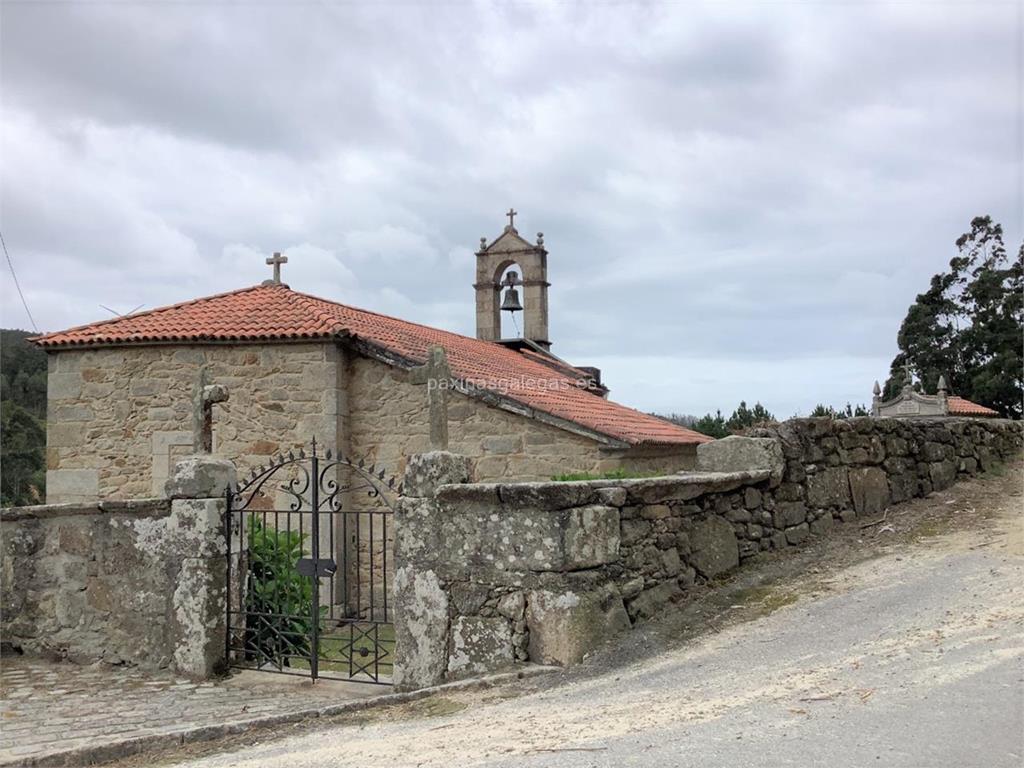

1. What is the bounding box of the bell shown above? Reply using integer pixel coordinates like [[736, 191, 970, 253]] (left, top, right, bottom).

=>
[[501, 286, 523, 313]]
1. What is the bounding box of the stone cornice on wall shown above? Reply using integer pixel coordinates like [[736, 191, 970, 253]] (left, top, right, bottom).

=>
[[432, 469, 772, 511], [1, 498, 170, 521]]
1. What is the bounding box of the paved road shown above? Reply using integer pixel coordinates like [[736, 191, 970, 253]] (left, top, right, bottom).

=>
[[175, 499, 1024, 768]]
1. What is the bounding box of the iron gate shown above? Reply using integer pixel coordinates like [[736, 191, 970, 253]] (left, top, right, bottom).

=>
[[225, 440, 399, 684]]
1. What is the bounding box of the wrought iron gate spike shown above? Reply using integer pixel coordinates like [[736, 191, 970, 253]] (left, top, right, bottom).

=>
[[358, 458, 365, 468], [288, 449, 295, 461], [378, 468, 386, 480], [326, 448, 333, 460], [299, 447, 305, 459]]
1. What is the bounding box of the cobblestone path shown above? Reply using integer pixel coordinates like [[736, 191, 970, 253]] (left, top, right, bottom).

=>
[[0, 658, 379, 766]]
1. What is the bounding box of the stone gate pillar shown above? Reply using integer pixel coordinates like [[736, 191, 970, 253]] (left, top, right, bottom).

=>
[[163, 455, 239, 679], [392, 450, 471, 691]]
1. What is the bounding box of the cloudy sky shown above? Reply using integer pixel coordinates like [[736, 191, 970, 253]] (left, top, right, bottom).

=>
[[1, 1, 1020, 417]]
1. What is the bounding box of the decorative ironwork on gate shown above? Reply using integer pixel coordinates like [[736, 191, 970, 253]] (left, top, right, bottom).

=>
[[225, 439, 399, 684]]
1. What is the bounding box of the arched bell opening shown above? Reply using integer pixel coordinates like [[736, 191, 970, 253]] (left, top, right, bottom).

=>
[[497, 262, 524, 339]]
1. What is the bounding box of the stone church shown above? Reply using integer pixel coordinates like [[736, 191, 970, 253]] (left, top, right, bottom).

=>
[[35, 215, 709, 503]]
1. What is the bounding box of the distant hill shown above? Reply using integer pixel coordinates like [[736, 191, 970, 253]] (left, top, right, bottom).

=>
[[1, 329, 47, 505]]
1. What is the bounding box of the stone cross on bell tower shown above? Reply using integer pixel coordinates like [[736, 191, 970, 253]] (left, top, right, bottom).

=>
[[474, 210, 551, 349]]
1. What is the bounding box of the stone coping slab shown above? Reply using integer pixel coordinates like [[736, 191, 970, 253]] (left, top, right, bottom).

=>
[[434, 469, 771, 510], [0, 498, 170, 522]]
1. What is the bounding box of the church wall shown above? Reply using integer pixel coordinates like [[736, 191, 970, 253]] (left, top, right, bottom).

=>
[[345, 355, 695, 483], [44, 343, 342, 503], [44, 342, 695, 504]]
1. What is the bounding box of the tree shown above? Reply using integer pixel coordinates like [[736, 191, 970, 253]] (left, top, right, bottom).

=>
[[1, 399, 45, 505], [676, 401, 777, 439], [656, 412, 700, 429], [693, 410, 728, 439], [810, 403, 869, 419], [726, 401, 776, 432], [885, 216, 1023, 418], [1, 329, 48, 505]]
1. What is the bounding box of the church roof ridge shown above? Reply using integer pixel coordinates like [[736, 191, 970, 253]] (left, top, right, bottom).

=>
[[284, 285, 484, 345], [33, 282, 711, 447]]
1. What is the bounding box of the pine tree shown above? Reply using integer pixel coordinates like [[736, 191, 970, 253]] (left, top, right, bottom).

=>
[[693, 410, 728, 439]]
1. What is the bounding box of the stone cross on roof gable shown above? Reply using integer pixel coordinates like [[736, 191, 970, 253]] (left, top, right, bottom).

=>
[[265, 252, 288, 285], [505, 208, 517, 229], [409, 345, 452, 451]]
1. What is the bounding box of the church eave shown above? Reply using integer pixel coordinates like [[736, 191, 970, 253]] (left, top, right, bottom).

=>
[[33, 332, 342, 350]]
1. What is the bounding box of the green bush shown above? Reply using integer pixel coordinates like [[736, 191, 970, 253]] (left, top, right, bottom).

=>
[[245, 515, 321, 667]]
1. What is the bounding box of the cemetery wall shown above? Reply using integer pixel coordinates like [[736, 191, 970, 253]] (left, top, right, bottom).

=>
[[1, 456, 238, 678], [392, 418, 1022, 690]]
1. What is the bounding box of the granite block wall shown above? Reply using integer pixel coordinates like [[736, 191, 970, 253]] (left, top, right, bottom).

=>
[[346, 356, 695, 482], [392, 418, 1022, 690], [44, 343, 343, 503], [43, 342, 694, 503], [1, 459, 241, 677]]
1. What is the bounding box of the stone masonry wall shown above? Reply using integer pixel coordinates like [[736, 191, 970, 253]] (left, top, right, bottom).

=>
[[347, 357, 694, 482], [745, 417, 1023, 528], [1, 456, 240, 678], [45, 342, 693, 503], [392, 418, 1022, 690], [346, 358, 692, 622], [45, 344, 342, 503]]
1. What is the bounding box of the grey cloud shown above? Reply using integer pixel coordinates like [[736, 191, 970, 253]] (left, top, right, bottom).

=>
[[0, 1, 1018, 416]]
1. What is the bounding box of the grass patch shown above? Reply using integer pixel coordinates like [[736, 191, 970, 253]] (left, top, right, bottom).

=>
[[982, 462, 1007, 478], [728, 585, 799, 616], [551, 468, 670, 482], [289, 623, 395, 678]]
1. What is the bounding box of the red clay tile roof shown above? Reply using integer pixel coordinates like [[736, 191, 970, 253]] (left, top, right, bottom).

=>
[[33, 284, 710, 447], [947, 396, 999, 417]]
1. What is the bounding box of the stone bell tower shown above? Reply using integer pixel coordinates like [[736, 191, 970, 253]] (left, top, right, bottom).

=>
[[474, 209, 551, 350]]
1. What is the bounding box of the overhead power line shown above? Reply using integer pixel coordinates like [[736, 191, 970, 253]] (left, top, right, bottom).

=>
[[0, 229, 38, 333]]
